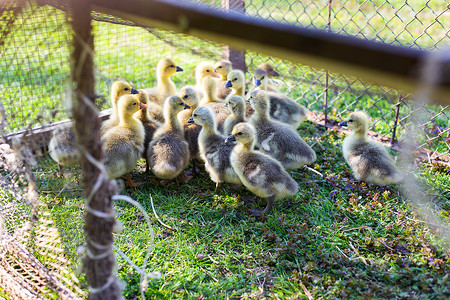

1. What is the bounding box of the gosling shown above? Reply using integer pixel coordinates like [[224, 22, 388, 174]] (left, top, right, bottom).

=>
[[248, 90, 316, 169], [223, 95, 246, 136], [188, 106, 242, 192], [339, 111, 403, 186], [226, 122, 298, 216], [147, 96, 190, 182]]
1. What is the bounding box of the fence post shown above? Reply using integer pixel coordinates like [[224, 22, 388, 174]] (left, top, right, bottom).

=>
[[70, 0, 120, 299], [324, 0, 333, 125], [221, 0, 247, 72], [391, 94, 403, 146]]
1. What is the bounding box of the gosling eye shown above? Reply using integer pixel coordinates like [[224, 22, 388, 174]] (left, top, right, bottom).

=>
[[237, 132, 243, 136], [193, 114, 198, 117], [218, 66, 222, 68], [133, 102, 137, 105], [206, 69, 210, 72], [233, 78, 237, 81], [124, 87, 129, 91], [183, 95, 188, 99], [261, 76, 265, 80], [170, 64, 174, 67], [348, 119, 354, 123], [179, 102, 184, 106]]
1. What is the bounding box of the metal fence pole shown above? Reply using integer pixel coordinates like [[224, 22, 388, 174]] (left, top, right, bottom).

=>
[[391, 94, 403, 146], [70, 0, 120, 298], [323, 0, 333, 125], [221, 0, 247, 72]]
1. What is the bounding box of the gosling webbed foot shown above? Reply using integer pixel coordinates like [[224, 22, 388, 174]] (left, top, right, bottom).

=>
[[214, 182, 223, 194], [192, 159, 202, 177], [263, 195, 275, 215], [125, 173, 143, 187], [176, 173, 186, 185], [249, 208, 264, 217], [145, 160, 150, 173]]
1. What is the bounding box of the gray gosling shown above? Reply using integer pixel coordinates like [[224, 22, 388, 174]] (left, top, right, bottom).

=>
[[251, 68, 305, 128], [247, 90, 316, 170], [252, 68, 278, 92], [226, 122, 298, 216], [145, 58, 183, 107], [266, 92, 307, 129], [258, 62, 280, 78], [48, 123, 80, 170], [225, 69, 254, 118], [339, 111, 403, 186], [147, 96, 190, 182], [226, 70, 305, 128], [223, 95, 246, 136], [199, 75, 231, 133], [101, 95, 146, 187], [133, 90, 160, 172], [214, 60, 233, 100], [177, 85, 203, 175], [188, 106, 242, 192]]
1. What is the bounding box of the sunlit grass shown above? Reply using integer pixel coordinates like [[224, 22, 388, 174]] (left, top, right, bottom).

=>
[[34, 123, 450, 299], [2, 3, 449, 298]]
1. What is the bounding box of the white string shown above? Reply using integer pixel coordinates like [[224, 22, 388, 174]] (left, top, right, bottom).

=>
[[83, 152, 115, 219], [86, 247, 112, 260], [149, 194, 174, 230], [112, 194, 161, 300], [88, 274, 115, 294], [400, 47, 450, 244]]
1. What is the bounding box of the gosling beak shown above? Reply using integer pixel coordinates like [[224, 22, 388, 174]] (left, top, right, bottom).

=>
[[176, 66, 183, 72], [225, 80, 232, 88], [339, 121, 348, 126], [211, 71, 220, 78], [184, 103, 191, 109], [255, 79, 262, 87], [131, 88, 139, 94], [225, 135, 236, 143], [187, 117, 195, 124], [224, 102, 228, 107], [139, 102, 147, 109], [270, 70, 280, 77]]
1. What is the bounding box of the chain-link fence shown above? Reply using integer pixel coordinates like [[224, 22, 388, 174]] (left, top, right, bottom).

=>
[[2, 0, 448, 158], [0, 0, 449, 298]]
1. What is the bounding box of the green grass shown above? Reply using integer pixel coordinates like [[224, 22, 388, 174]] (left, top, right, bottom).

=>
[[32, 123, 450, 299], [1, 3, 449, 298]]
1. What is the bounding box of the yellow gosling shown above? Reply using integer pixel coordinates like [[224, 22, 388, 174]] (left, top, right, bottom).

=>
[[102, 95, 146, 187], [214, 60, 233, 100], [146, 58, 183, 107]]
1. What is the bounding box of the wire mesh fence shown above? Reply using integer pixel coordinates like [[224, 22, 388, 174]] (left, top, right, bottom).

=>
[[3, 0, 448, 158], [0, 0, 449, 298]]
